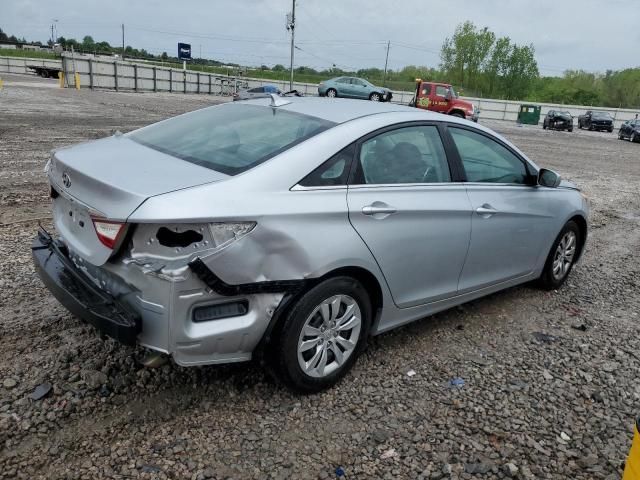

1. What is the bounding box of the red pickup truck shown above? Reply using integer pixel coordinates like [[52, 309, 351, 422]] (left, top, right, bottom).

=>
[[410, 80, 479, 122]]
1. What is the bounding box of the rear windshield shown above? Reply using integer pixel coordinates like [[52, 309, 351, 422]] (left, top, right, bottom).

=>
[[129, 103, 334, 175]]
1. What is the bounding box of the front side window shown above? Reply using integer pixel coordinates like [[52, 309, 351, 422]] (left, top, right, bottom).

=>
[[130, 104, 335, 175], [420, 84, 432, 96], [449, 127, 529, 184], [354, 126, 451, 185]]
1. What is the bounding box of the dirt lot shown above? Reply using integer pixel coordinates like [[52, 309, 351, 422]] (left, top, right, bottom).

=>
[[1, 75, 639, 480]]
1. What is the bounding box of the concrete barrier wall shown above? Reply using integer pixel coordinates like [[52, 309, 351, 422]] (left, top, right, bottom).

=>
[[0, 56, 62, 75], [4, 55, 638, 127]]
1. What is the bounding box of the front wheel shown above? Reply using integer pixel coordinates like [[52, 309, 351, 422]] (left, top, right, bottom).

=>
[[369, 92, 381, 102], [326, 88, 337, 98], [539, 221, 581, 290], [631, 132, 638, 143], [274, 277, 372, 393], [619, 130, 625, 140]]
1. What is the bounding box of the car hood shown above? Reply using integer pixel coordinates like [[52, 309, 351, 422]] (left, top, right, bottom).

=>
[[49, 134, 228, 220], [559, 179, 578, 189]]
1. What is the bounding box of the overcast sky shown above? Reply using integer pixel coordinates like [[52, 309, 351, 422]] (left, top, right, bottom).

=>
[[2, 0, 639, 76]]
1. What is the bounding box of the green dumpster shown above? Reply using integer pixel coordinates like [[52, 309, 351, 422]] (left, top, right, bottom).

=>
[[517, 104, 541, 125]]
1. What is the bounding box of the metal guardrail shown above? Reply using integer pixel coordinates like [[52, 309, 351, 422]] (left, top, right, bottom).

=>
[[3, 55, 638, 126]]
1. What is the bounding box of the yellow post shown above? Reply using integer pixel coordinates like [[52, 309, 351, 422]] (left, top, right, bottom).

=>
[[74, 72, 81, 90], [624, 420, 640, 480], [58, 71, 64, 88], [0, 77, 3, 90]]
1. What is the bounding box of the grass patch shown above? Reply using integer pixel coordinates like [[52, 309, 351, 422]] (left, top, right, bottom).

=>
[[0, 49, 59, 60]]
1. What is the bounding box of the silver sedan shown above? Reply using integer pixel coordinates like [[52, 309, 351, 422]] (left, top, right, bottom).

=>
[[33, 96, 588, 392]]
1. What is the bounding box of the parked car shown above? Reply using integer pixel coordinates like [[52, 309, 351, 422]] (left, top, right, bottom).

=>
[[410, 80, 479, 122], [543, 110, 573, 131], [578, 111, 614, 132], [33, 97, 588, 393], [618, 119, 640, 143], [318, 76, 392, 102], [233, 84, 282, 101]]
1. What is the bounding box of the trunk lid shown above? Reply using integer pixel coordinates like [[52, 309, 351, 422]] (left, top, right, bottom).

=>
[[49, 134, 227, 266]]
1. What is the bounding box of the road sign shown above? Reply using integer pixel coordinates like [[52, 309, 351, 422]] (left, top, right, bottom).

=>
[[178, 43, 191, 60]]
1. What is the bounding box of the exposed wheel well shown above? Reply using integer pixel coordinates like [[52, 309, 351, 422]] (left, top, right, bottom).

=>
[[256, 266, 384, 365], [569, 214, 588, 262], [449, 110, 465, 118], [318, 266, 383, 320]]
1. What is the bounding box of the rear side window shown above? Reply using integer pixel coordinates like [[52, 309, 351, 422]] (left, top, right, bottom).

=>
[[420, 84, 431, 96], [249, 87, 264, 93], [354, 125, 451, 185], [129, 104, 335, 175], [299, 144, 355, 187], [449, 127, 529, 184]]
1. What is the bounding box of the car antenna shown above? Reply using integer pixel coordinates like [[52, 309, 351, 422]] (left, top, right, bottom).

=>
[[269, 93, 291, 107]]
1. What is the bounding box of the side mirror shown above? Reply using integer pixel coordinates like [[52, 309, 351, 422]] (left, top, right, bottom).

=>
[[538, 168, 562, 188]]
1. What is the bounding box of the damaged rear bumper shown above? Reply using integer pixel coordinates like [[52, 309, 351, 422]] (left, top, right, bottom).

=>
[[32, 230, 141, 345]]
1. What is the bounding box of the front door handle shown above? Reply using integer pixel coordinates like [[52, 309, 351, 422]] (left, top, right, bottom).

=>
[[362, 203, 397, 216], [475, 204, 498, 217]]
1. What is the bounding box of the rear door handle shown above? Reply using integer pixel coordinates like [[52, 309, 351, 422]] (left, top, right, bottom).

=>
[[362, 203, 397, 216], [475, 204, 498, 217]]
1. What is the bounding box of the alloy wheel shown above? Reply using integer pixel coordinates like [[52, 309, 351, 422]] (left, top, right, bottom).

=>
[[552, 231, 577, 281], [370, 93, 381, 102], [326, 89, 336, 98], [297, 294, 362, 378]]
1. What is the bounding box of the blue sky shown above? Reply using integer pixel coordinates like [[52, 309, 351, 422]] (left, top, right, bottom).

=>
[[2, 0, 639, 76]]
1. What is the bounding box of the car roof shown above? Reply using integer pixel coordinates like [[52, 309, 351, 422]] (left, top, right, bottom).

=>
[[240, 96, 438, 124]]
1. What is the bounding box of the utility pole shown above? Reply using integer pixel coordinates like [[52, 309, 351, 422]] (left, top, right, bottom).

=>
[[286, 0, 296, 91], [383, 40, 390, 87], [51, 24, 55, 44], [121, 24, 125, 60]]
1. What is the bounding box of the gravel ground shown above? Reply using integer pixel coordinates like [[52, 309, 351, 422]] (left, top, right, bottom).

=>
[[1, 75, 639, 480]]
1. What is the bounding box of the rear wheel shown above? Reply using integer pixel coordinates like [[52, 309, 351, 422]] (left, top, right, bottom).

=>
[[39, 70, 49, 78], [631, 132, 638, 143], [274, 277, 372, 393], [369, 92, 381, 102], [326, 88, 337, 98], [539, 221, 581, 290]]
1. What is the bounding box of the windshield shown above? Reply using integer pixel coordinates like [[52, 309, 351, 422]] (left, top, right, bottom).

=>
[[129, 104, 334, 175], [559, 111, 571, 116], [592, 112, 611, 119]]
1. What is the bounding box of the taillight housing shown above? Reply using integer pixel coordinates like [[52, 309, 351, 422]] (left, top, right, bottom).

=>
[[91, 217, 126, 249]]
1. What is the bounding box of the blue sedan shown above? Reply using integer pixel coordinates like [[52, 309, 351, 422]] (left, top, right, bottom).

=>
[[318, 76, 393, 102]]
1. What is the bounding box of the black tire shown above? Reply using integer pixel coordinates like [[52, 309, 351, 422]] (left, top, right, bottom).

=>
[[369, 92, 381, 102], [39, 70, 49, 78], [274, 276, 372, 393], [538, 220, 581, 291], [588, 124, 594, 131], [568, 127, 573, 132], [325, 88, 337, 98], [543, 122, 547, 130], [608, 128, 613, 133], [450, 111, 465, 118], [631, 132, 638, 143], [619, 130, 624, 140]]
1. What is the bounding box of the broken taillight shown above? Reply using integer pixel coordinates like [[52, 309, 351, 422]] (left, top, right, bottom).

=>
[[91, 218, 125, 249]]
